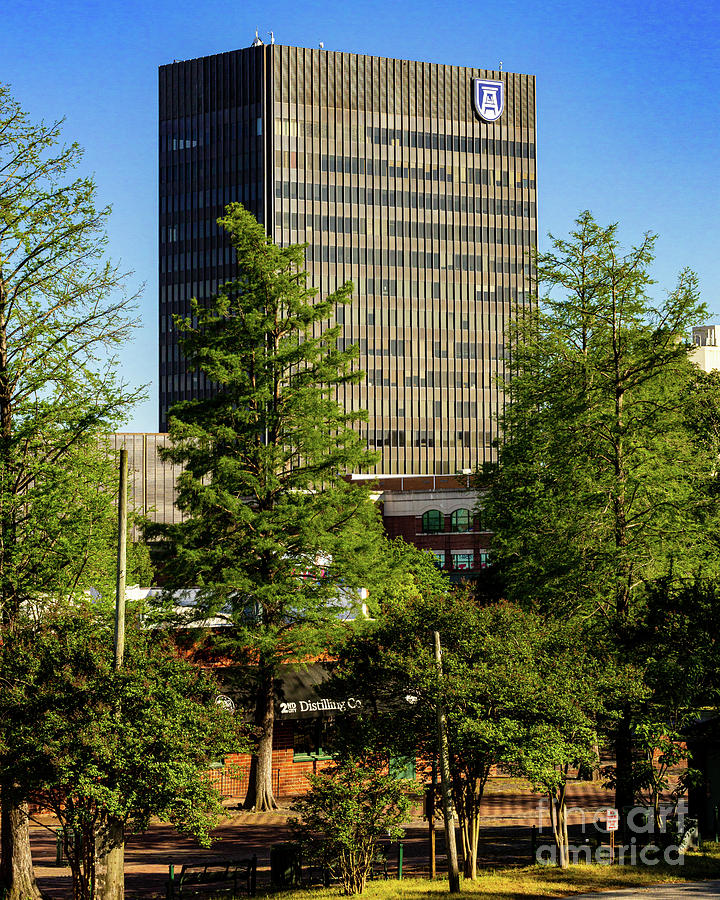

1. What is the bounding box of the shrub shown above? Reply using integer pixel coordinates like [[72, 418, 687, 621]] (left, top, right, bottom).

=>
[[290, 760, 421, 895]]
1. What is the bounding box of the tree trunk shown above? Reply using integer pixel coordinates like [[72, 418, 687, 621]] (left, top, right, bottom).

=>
[[614, 710, 635, 813], [95, 816, 124, 900], [433, 633, 460, 894], [243, 665, 277, 810], [0, 787, 42, 900], [549, 787, 570, 869], [466, 810, 480, 880]]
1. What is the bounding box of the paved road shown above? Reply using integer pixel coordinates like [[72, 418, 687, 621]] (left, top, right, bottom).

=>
[[568, 881, 720, 898]]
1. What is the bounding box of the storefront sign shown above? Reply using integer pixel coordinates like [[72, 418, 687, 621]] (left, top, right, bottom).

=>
[[278, 696, 362, 718]]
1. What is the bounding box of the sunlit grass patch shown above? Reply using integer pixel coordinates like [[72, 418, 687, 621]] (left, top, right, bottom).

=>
[[252, 847, 720, 899]]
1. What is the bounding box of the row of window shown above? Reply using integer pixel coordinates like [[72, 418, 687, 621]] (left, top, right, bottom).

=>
[[161, 123, 262, 153], [368, 371, 479, 389], [338, 338, 500, 362], [278, 205, 535, 235], [275, 117, 536, 160], [367, 430, 479, 449], [422, 508, 486, 533], [160, 152, 259, 184], [159, 280, 524, 315], [307, 241, 533, 271], [161, 246, 235, 274], [163, 208, 535, 245], [429, 550, 491, 570], [160, 107, 261, 135], [339, 306, 498, 329], [316, 153, 531, 188], [159, 182, 263, 214], [365, 126, 534, 160], [276, 182, 537, 214], [161, 242, 534, 278]]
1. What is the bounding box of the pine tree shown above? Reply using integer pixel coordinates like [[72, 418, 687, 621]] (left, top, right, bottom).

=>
[[152, 203, 385, 810], [483, 211, 719, 808]]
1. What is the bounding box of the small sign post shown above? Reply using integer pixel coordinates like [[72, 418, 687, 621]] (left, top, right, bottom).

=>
[[606, 808, 619, 862]]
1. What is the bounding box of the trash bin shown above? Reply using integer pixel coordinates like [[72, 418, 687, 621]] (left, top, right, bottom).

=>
[[270, 842, 302, 888]]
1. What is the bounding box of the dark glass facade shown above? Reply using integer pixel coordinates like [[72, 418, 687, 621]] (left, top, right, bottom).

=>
[[159, 45, 537, 474]]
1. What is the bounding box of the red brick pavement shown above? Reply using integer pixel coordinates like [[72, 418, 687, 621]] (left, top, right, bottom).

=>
[[28, 781, 624, 899]]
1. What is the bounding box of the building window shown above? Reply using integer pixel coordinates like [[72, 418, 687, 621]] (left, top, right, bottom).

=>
[[429, 550, 445, 568], [452, 552, 474, 570], [421, 510, 444, 533], [478, 552, 491, 569], [293, 720, 334, 761], [450, 509, 473, 533], [389, 756, 416, 780]]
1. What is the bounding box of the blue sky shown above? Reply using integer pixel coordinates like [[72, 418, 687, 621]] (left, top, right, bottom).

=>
[[3, 0, 718, 431]]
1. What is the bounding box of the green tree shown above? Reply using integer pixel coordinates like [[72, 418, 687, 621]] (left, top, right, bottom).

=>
[[614, 576, 720, 830], [516, 639, 639, 867], [333, 588, 608, 878], [149, 203, 386, 810], [0, 85, 142, 899], [0, 608, 244, 900], [482, 211, 718, 808], [290, 760, 420, 895]]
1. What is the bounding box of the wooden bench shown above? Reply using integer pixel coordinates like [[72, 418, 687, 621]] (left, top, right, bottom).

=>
[[165, 857, 257, 899]]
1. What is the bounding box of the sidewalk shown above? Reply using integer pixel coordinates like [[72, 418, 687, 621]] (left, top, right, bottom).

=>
[[567, 882, 720, 898], [26, 779, 627, 898]]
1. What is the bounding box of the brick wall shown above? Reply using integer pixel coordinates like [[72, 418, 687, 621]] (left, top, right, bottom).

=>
[[216, 722, 336, 801]]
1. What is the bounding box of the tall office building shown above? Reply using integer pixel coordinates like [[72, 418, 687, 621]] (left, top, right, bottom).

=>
[[159, 43, 537, 474]]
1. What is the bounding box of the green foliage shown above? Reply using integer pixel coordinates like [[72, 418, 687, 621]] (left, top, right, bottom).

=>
[[0, 607, 245, 898], [0, 81, 145, 899], [290, 761, 421, 895], [149, 203, 386, 808], [483, 211, 717, 625], [629, 721, 697, 827], [613, 576, 720, 826], [333, 592, 620, 875], [634, 577, 720, 711], [152, 203, 383, 630], [0, 83, 144, 625]]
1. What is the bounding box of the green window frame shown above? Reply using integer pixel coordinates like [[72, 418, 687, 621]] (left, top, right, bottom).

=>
[[422, 509, 444, 533], [450, 508, 472, 532]]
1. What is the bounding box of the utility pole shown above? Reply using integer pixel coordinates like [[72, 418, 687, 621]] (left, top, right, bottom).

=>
[[434, 631, 460, 893], [114, 447, 128, 669], [429, 760, 437, 879], [97, 447, 128, 900]]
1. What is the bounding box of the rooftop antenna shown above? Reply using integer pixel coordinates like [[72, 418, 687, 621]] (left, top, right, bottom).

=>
[[499, 60, 503, 71], [319, 41, 324, 50], [270, 31, 275, 45], [252, 28, 264, 47]]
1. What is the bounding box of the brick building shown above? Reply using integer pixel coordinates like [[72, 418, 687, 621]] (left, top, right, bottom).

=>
[[115, 439, 483, 796]]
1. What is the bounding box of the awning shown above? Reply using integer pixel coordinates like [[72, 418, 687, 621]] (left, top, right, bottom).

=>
[[214, 663, 364, 721], [274, 663, 364, 720]]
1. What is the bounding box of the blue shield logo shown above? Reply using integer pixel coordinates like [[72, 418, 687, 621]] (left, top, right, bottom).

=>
[[473, 78, 504, 122]]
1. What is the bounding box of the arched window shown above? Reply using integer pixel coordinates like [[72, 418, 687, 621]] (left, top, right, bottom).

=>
[[421, 509, 444, 533], [450, 508, 472, 532]]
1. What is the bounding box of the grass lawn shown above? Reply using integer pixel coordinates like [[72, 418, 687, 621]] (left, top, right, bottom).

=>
[[255, 845, 720, 899]]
